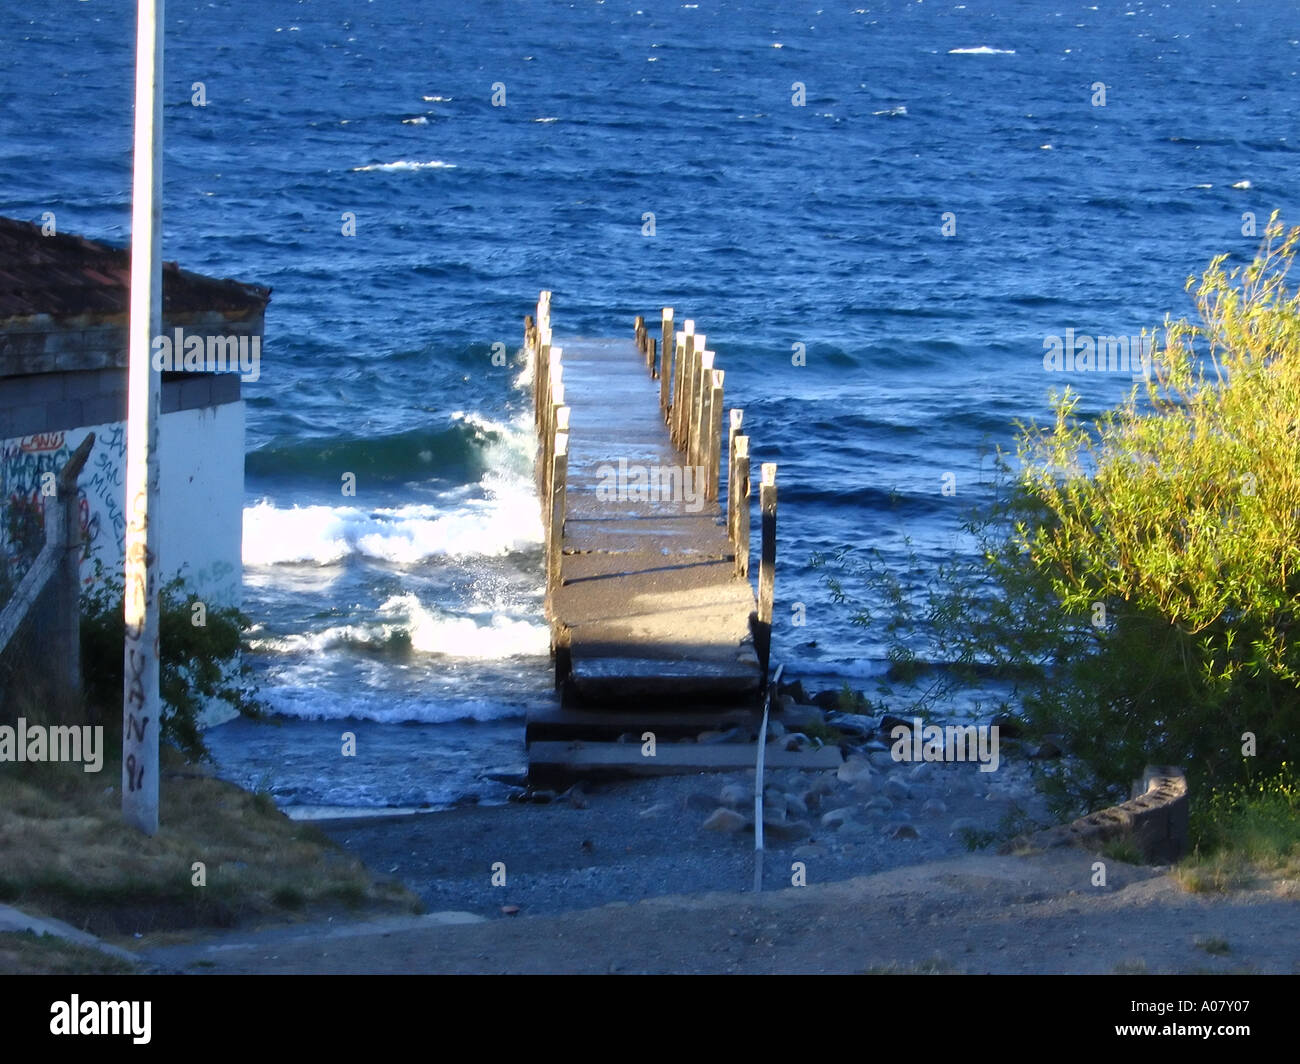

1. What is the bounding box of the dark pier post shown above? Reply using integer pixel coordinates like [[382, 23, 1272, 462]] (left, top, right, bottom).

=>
[[547, 429, 569, 593], [660, 308, 674, 392], [756, 463, 778, 677], [707, 369, 724, 501], [733, 434, 750, 576], [673, 320, 696, 447], [727, 408, 743, 537]]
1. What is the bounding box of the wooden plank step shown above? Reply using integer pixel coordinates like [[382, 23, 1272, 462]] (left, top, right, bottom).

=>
[[526, 740, 843, 776]]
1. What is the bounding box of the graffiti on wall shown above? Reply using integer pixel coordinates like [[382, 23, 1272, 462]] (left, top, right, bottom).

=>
[[1, 427, 125, 595]]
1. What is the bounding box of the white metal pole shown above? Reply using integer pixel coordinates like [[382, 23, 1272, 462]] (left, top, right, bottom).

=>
[[123, 0, 164, 835]]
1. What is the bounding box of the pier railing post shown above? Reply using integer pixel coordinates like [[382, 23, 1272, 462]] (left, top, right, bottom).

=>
[[538, 353, 562, 493], [727, 408, 743, 538], [673, 320, 695, 447], [707, 368, 724, 501], [660, 308, 673, 393], [548, 431, 569, 594], [756, 463, 777, 676], [547, 404, 569, 534], [733, 435, 750, 577], [689, 344, 710, 469], [669, 333, 685, 430]]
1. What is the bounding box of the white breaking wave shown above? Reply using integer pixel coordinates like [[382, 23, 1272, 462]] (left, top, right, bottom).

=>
[[402, 116, 429, 125], [948, 46, 1016, 54], [249, 593, 548, 660], [243, 490, 542, 566], [352, 159, 457, 172]]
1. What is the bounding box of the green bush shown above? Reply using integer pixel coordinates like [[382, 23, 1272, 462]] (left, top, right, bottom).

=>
[[80, 564, 262, 761], [819, 215, 1300, 817]]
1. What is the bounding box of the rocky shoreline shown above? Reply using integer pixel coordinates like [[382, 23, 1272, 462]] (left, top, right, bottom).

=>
[[321, 677, 1062, 918]]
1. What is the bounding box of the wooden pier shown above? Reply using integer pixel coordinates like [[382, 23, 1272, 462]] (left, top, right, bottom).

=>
[[522, 293, 837, 781]]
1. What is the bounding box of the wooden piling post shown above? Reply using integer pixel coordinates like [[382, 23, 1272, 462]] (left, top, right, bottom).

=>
[[548, 431, 569, 593], [647, 336, 656, 375], [756, 463, 777, 676], [689, 344, 710, 468], [673, 320, 696, 446], [733, 435, 750, 577], [534, 326, 552, 427], [547, 405, 569, 533], [634, 315, 645, 360], [542, 374, 564, 500], [707, 369, 724, 500], [524, 314, 534, 353], [668, 333, 685, 428], [660, 308, 673, 390], [727, 408, 743, 539]]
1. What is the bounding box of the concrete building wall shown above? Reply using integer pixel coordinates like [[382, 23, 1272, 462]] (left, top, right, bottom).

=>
[[2, 398, 244, 609]]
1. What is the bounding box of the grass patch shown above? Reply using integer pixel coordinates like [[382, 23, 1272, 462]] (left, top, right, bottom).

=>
[[1175, 763, 1300, 893], [1099, 838, 1144, 865], [1113, 957, 1148, 974], [1195, 935, 1231, 956], [0, 697, 421, 949], [0, 931, 135, 975]]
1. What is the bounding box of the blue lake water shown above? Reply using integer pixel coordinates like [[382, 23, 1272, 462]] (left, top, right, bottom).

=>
[[5, 0, 1298, 808]]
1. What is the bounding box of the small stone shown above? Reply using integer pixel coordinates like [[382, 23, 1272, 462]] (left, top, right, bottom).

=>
[[784, 793, 809, 819], [702, 807, 749, 833], [501, 905, 520, 915], [820, 807, 855, 829], [880, 713, 912, 732], [885, 823, 919, 840], [778, 679, 807, 703], [922, 798, 948, 816], [863, 796, 894, 815], [811, 775, 837, 797], [884, 778, 911, 802], [948, 817, 977, 835], [837, 820, 871, 838], [811, 689, 842, 709], [781, 703, 825, 730], [792, 842, 825, 860], [764, 819, 812, 842], [1030, 740, 1063, 759], [719, 783, 748, 808], [565, 784, 588, 809], [529, 789, 556, 804], [784, 733, 810, 752], [837, 756, 873, 786], [766, 719, 786, 739], [826, 712, 874, 737], [908, 762, 932, 783]]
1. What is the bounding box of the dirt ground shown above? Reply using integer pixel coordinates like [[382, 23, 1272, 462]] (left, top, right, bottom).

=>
[[136, 846, 1300, 975]]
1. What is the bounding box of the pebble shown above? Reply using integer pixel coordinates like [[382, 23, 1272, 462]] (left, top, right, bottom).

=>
[[820, 807, 855, 829], [922, 798, 948, 816], [885, 823, 920, 840], [702, 807, 749, 833], [884, 778, 911, 802], [837, 756, 873, 786], [719, 783, 748, 808]]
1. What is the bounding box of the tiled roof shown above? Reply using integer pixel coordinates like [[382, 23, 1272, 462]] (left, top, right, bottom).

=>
[[0, 216, 271, 321]]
